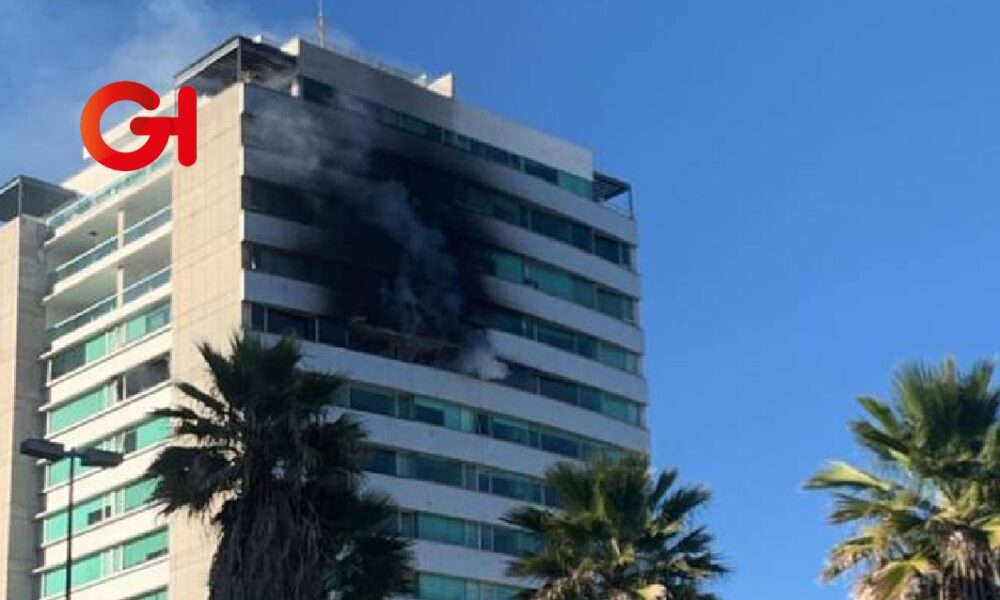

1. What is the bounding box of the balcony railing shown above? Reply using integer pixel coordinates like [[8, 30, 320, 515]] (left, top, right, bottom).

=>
[[50, 206, 171, 284], [123, 267, 171, 304], [50, 236, 117, 283], [46, 152, 172, 231], [46, 267, 171, 342], [45, 295, 116, 342], [123, 206, 171, 245]]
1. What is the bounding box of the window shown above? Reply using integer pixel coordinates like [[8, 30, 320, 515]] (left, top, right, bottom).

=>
[[317, 317, 347, 346], [265, 308, 315, 340], [136, 418, 171, 448], [349, 386, 396, 417], [366, 448, 397, 476], [535, 322, 576, 353], [46, 418, 171, 487], [576, 334, 598, 359], [603, 394, 637, 424], [530, 209, 571, 242], [399, 114, 429, 136], [43, 511, 68, 544], [482, 307, 524, 337], [412, 455, 464, 487], [570, 223, 593, 251], [487, 472, 542, 503], [595, 235, 624, 264], [487, 250, 523, 283], [122, 357, 170, 397], [597, 289, 632, 321], [40, 529, 168, 598], [301, 77, 334, 104], [48, 383, 116, 433], [484, 144, 514, 167], [122, 529, 168, 569], [504, 364, 537, 394], [417, 573, 466, 600], [525, 263, 573, 300], [413, 396, 466, 431], [488, 526, 540, 556], [488, 416, 533, 447], [123, 478, 158, 512], [524, 159, 559, 184], [416, 513, 468, 547], [540, 431, 581, 458], [538, 375, 578, 404], [600, 343, 640, 374], [50, 304, 170, 380], [558, 171, 593, 199], [572, 279, 598, 308]]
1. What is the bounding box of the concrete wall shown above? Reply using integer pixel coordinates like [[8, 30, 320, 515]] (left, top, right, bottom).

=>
[[167, 83, 246, 600], [294, 40, 594, 179], [0, 218, 49, 600]]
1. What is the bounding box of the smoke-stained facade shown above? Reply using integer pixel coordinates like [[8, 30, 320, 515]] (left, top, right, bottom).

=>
[[0, 35, 647, 600]]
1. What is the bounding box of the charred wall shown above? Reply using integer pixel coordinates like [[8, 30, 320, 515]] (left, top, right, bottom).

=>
[[241, 89, 509, 377]]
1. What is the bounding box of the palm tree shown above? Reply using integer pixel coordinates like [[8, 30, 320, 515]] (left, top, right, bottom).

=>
[[504, 452, 727, 600], [145, 333, 412, 600], [806, 358, 1000, 600]]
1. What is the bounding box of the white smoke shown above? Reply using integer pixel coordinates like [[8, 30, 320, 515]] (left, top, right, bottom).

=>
[[454, 331, 509, 380]]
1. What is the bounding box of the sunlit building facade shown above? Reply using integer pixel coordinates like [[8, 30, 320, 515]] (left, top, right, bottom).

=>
[[0, 36, 646, 600]]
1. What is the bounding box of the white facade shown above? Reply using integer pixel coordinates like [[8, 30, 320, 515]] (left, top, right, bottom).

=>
[[0, 35, 646, 600]]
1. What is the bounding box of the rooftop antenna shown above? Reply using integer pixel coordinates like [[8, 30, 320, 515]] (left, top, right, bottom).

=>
[[316, 0, 327, 48]]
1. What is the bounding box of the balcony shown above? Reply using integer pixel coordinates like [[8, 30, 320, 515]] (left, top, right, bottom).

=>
[[50, 236, 117, 284], [46, 153, 172, 232], [49, 206, 171, 285], [46, 267, 171, 342]]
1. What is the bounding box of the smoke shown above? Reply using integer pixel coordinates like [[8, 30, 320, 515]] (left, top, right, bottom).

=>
[[246, 89, 508, 380], [454, 332, 509, 380]]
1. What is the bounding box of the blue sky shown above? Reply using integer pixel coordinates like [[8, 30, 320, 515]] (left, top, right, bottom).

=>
[[5, 1, 1000, 598]]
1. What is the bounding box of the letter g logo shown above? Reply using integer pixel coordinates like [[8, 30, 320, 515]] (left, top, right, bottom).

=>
[[81, 82, 197, 171]]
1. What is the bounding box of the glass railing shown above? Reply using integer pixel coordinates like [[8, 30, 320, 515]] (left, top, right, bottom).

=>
[[46, 295, 116, 342], [46, 267, 171, 342], [51, 236, 117, 283], [46, 152, 172, 231], [50, 206, 171, 284], [123, 206, 171, 245], [123, 267, 171, 304]]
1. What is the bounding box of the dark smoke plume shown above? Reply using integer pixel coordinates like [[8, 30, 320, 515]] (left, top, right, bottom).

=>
[[245, 90, 508, 379]]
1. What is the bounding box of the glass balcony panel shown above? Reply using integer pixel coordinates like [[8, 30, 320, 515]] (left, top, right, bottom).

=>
[[123, 206, 171, 245], [51, 236, 117, 283], [122, 267, 171, 304], [46, 295, 116, 341]]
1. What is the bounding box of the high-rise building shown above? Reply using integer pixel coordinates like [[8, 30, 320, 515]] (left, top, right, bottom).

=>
[[0, 36, 646, 600]]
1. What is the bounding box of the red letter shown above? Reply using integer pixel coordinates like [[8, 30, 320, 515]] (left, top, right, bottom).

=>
[[81, 82, 197, 171]]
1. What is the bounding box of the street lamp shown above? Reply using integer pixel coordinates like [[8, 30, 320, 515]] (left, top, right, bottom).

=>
[[20, 438, 123, 600]]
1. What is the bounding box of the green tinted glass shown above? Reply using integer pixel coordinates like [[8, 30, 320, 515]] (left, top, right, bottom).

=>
[[122, 529, 168, 569], [71, 552, 106, 587], [43, 510, 68, 543], [49, 383, 115, 432], [488, 250, 523, 283], [136, 418, 171, 448], [418, 573, 466, 600], [123, 479, 157, 511], [417, 513, 466, 546]]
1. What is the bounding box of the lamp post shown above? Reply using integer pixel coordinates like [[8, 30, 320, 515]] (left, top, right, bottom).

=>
[[20, 439, 123, 600]]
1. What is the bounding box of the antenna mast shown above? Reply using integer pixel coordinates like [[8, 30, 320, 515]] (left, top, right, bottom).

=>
[[316, 0, 327, 48]]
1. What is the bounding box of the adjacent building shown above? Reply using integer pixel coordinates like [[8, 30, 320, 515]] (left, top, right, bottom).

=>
[[0, 35, 647, 600]]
